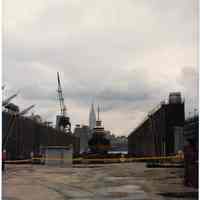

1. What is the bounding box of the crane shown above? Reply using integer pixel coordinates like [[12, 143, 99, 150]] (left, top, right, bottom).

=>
[[57, 72, 67, 117], [56, 72, 71, 133], [19, 105, 35, 116], [3, 105, 35, 149], [2, 93, 18, 107]]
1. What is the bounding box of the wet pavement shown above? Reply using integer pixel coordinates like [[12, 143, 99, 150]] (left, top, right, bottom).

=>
[[2, 163, 198, 200]]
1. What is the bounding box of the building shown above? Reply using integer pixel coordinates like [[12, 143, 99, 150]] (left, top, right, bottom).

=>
[[89, 103, 96, 130], [173, 126, 184, 153], [128, 93, 185, 156], [73, 124, 91, 153], [183, 115, 199, 150]]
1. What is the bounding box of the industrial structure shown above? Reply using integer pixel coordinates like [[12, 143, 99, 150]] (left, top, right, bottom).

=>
[[73, 104, 114, 155], [184, 115, 199, 150], [2, 87, 75, 160], [183, 114, 198, 188], [56, 72, 71, 133], [73, 124, 91, 153], [88, 106, 111, 154], [2, 91, 35, 151], [2, 111, 74, 160], [128, 93, 185, 157], [2, 92, 18, 107]]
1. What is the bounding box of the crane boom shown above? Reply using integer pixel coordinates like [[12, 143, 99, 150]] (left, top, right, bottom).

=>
[[2, 93, 18, 106], [19, 105, 35, 116], [57, 72, 66, 116], [56, 72, 71, 133]]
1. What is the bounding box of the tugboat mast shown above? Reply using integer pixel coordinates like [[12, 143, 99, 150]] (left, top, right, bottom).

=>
[[97, 105, 100, 121]]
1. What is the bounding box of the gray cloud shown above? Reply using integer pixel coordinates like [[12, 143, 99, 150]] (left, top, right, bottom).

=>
[[3, 0, 198, 135]]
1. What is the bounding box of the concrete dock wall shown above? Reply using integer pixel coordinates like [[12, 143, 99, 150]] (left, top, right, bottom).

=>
[[2, 111, 74, 160]]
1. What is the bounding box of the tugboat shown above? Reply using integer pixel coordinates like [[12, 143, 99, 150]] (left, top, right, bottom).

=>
[[88, 106, 111, 154]]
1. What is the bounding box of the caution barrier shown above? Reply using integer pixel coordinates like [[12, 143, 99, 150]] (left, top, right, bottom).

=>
[[73, 155, 183, 163], [5, 159, 31, 164], [4, 155, 184, 164]]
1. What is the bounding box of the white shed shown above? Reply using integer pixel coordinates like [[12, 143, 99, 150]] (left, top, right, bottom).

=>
[[42, 145, 72, 167]]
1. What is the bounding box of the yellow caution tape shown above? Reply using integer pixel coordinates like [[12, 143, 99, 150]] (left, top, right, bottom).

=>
[[5, 159, 31, 163], [3, 155, 183, 164]]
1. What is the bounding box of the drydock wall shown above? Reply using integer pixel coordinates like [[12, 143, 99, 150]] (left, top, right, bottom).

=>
[[128, 102, 185, 157], [2, 111, 74, 160]]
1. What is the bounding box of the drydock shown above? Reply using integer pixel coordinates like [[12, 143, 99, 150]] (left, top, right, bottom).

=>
[[2, 110, 74, 160]]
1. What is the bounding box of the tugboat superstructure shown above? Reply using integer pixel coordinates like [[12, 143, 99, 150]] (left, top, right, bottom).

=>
[[88, 106, 111, 154]]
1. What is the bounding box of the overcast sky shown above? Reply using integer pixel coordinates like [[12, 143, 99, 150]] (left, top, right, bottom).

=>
[[3, 0, 198, 136]]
